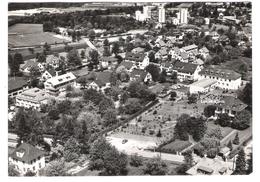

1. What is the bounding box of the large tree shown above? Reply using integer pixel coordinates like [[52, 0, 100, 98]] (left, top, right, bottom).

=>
[[45, 159, 68, 176], [204, 105, 217, 118], [63, 137, 81, 162], [67, 48, 82, 67], [13, 52, 24, 64], [111, 42, 120, 56], [89, 49, 99, 65], [234, 149, 247, 175], [143, 157, 168, 175], [145, 64, 160, 82], [8, 53, 20, 76], [232, 110, 251, 130]]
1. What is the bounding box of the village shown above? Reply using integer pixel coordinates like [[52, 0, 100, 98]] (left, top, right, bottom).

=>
[[8, 2, 252, 176]]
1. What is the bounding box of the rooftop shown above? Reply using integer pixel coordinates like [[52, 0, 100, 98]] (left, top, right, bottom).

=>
[[182, 44, 198, 52], [125, 52, 146, 62], [130, 69, 149, 81], [10, 143, 45, 164], [46, 72, 76, 86], [186, 157, 234, 175], [190, 79, 217, 88], [173, 61, 198, 74], [176, 3, 193, 8], [199, 68, 241, 80], [16, 88, 48, 103], [8, 77, 28, 92]]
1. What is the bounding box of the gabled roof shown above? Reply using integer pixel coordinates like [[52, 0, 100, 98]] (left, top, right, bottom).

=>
[[157, 40, 167, 47], [91, 71, 112, 87], [46, 55, 59, 64], [172, 47, 181, 54], [158, 48, 168, 56], [125, 52, 146, 62], [21, 60, 39, 70], [200, 46, 209, 53], [45, 72, 76, 86], [180, 52, 189, 60], [130, 69, 149, 81], [132, 47, 145, 53], [217, 96, 247, 112], [45, 67, 56, 77], [182, 44, 198, 52], [8, 77, 28, 92], [118, 61, 135, 70], [10, 143, 45, 163], [173, 61, 199, 74]]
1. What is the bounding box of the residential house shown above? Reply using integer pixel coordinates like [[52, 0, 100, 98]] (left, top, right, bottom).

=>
[[44, 72, 76, 96], [101, 56, 118, 69], [172, 61, 201, 82], [8, 77, 29, 98], [199, 46, 210, 59], [41, 68, 60, 81], [88, 71, 112, 92], [156, 39, 167, 48], [186, 157, 234, 175], [160, 62, 173, 75], [9, 142, 46, 175], [201, 94, 247, 117], [179, 52, 189, 62], [130, 69, 152, 83], [131, 47, 145, 54], [166, 37, 176, 48], [20, 60, 44, 76], [198, 68, 242, 90], [125, 52, 149, 69], [46, 55, 60, 69], [155, 48, 168, 60], [116, 60, 137, 73], [181, 44, 198, 57], [16, 88, 49, 111], [170, 47, 181, 59]]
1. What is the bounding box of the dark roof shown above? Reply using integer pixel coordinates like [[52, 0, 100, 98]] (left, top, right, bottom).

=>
[[72, 67, 89, 77], [199, 68, 241, 80], [93, 71, 112, 87], [10, 143, 45, 163], [130, 69, 149, 81], [125, 52, 146, 62], [216, 96, 247, 112], [21, 60, 39, 70], [118, 61, 135, 70], [173, 61, 198, 74], [197, 165, 214, 174], [46, 67, 56, 77], [8, 77, 28, 92]]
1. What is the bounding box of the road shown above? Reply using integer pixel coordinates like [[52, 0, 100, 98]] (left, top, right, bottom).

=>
[[107, 136, 188, 164]]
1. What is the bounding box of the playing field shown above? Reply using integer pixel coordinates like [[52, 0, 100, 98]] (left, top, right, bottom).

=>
[[9, 23, 43, 34]]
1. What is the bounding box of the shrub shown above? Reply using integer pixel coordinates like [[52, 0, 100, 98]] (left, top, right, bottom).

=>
[[129, 154, 143, 167], [48, 109, 60, 120], [233, 133, 240, 145], [153, 110, 157, 115], [206, 148, 219, 158]]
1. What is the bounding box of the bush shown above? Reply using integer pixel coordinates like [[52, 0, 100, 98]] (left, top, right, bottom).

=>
[[129, 154, 143, 167], [193, 143, 205, 157], [48, 109, 60, 120], [88, 159, 104, 171], [206, 148, 219, 158], [215, 113, 231, 127], [153, 110, 157, 115]]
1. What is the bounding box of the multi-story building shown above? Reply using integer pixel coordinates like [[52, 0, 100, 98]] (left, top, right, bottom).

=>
[[172, 61, 201, 82], [198, 68, 242, 90], [158, 5, 166, 23], [9, 142, 46, 175], [125, 52, 150, 70], [8, 77, 29, 98], [15, 88, 48, 111], [44, 72, 76, 96], [176, 3, 192, 24]]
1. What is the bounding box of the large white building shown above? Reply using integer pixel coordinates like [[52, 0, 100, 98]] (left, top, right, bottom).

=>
[[158, 6, 166, 23], [9, 142, 46, 175], [44, 72, 76, 96], [16, 88, 48, 111], [135, 6, 153, 22], [176, 3, 192, 24], [189, 79, 217, 94], [198, 68, 242, 90]]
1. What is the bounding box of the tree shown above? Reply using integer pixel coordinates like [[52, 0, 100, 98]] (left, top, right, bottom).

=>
[[188, 116, 207, 142], [143, 157, 168, 175], [188, 94, 197, 104], [103, 39, 109, 46], [56, 100, 71, 114], [48, 109, 60, 120], [101, 147, 128, 175], [246, 152, 252, 174], [156, 129, 162, 137], [124, 98, 142, 115], [67, 48, 82, 67], [8, 164, 19, 176], [171, 71, 178, 84], [37, 53, 46, 63], [43, 42, 51, 52], [80, 50, 86, 59], [111, 42, 120, 56], [15, 108, 31, 143], [45, 159, 68, 176], [13, 52, 24, 64], [63, 137, 81, 162], [233, 133, 240, 145], [232, 110, 251, 130], [24, 170, 36, 176], [206, 126, 223, 140], [215, 113, 231, 127], [169, 91, 177, 101], [148, 51, 156, 63], [43, 21, 54, 32], [145, 64, 160, 82], [103, 109, 118, 127], [8, 53, 20, 76], [204, 105, 216, 118], [174, 114, 190, 141], [159, 69, 167, 83], [238, 82, 252, 108], [89, 50, 99, 65], [129, 153, 143, 167], [234, 149, 246, 175], [88, 30, 96, 41], [227, 140, 233, 151]]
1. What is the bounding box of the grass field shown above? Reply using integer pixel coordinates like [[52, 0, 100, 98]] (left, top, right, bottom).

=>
[[9, 23, 43, 34], [160, 140, 192, 154]]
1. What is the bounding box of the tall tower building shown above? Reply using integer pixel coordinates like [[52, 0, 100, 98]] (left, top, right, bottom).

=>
[[179, 8, 188, 24], [143, 6, 152, 19], [158, 6, 165, 23]]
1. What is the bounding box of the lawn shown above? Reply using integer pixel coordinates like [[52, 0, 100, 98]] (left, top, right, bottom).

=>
[[9, 23, 43, 34], [160, 139, 192, 154], [207, 121, 234, 139]]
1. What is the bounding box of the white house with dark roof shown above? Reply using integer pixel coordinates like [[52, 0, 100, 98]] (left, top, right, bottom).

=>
[[172, 61, 201, 82], [198, 68, 242, 90], [9, 142, 46, 175], [20, 60, 44, 76], [41, 68, 61, 81], [130, 69, 152, 83], [16, 88, 49, 111], [181, 44, 198, 55], [125, 52, 149, 70], [44, 72, 76, 95]]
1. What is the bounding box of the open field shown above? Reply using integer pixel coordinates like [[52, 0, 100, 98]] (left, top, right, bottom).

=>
[[160, 139, 192, 154], [9, 32, 69, 47], [9, 23, 43, 34]]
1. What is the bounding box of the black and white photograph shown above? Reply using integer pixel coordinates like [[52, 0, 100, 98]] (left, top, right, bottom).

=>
[[5, 0, 254, 177]]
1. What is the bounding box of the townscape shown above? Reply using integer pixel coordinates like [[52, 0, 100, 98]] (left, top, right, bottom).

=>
[[8, 2, 252, 176]]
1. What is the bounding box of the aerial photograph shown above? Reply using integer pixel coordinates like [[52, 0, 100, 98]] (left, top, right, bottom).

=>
[[7, 1, 252, 176]]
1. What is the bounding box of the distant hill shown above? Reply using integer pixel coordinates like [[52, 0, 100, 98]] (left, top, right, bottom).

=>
[[8, 2, 85, 11]]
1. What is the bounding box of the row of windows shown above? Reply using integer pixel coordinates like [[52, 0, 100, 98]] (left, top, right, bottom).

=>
[[204, 75, 232, 82]]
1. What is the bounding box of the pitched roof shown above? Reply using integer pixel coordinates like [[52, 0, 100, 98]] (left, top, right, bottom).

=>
[[173, 61, 198, 74], [176, 3, 193, 8], [118, 60, 135, 70], [125, 52, 146, 62], [92, 71, 112, 87], [217, 96, 248, 112], [8, 77, 28, 92], [45, 72, 76, 86], [158, 48, 168, 56], [21, 60, 39, 70], [182, 44, 198, 52], [10, 143, 45, 163], [45, 67, 56, 77], [130, 69, 149, 81], [199, 68, 241, 80], [200, 46, 209, 53], [180, 52, 189, 60], [157, 40, 167, 47]]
